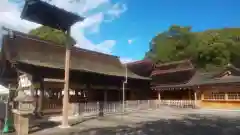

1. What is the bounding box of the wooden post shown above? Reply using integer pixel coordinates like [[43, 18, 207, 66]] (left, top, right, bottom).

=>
[[104, 90, 107, 104], [158, 91, 161, 100], [194, 91, 197, 100], [188, 89, 191, 100], [194, 91, 197, 107], [122, 83, 125, 112], [61, 29, 71, 128], [225, 92, 228, 101], [38, 80, 44, 115], [201, 92, 204, 100]]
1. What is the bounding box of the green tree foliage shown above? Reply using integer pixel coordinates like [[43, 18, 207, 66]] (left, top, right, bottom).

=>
[[145, 25, 240, 71], [29, 26, 76, 46]]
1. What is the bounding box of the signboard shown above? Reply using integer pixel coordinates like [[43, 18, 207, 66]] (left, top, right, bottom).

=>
[[19, 74, 32, 88]]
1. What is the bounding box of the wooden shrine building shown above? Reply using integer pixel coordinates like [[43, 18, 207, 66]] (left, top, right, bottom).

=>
[[0, 30, 151, 114], [128, 59, 240, 109], [151, 60, 240, 109]]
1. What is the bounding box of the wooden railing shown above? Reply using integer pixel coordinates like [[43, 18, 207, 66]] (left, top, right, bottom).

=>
[[41, 100, 197, 115], [159, 100, 196, 108], [71, 100, 197, 116]]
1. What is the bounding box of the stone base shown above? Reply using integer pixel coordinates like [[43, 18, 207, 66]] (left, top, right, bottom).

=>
[[13, 112, 29, 135], [58, 125, 71, 129]]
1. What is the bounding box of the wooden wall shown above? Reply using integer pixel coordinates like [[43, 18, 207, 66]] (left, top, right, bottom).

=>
[[160, 90, 194, 100], [199, 100, 240, 109], [198, 86, 240, 109]]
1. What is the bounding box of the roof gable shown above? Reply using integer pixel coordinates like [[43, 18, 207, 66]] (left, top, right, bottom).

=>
[[213, 64, 240, 78], [127, 59, 153, 77], [151, 60, 194, 76]]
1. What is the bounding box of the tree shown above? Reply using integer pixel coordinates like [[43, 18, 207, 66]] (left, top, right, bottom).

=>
[[145, 25, 240, 71], [146, 25, 197, 63], [29, 26, 76, 46]]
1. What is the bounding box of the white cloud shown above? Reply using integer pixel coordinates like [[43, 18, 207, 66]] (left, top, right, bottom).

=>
[[0, 0, 128, 57], [73, 31, 116, 54], [0, 0, 40, 32], [44, 0, 109, 15], [0, 0, 14, 12], [106, 3, 127, 21], [120, 58, 136, 64], [71, 21, 116, 54], [127, 39, 136, 45], [80, 12, 104, 33]]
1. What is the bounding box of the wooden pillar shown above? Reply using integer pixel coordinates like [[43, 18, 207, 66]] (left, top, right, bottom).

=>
[[38, 80, 44, 115], [225, 92, 228, 101], [104, 90, 107, 104], [194, 90, 197, 107], [188, 89, 191, 100], [201, 92, 204, 100], [158, 91, 161, 100], [62, 29, 71, 128], [194, 91, 197, 101]]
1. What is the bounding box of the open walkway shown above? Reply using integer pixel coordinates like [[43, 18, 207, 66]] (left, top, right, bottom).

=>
[[29, 107, 240, 135]]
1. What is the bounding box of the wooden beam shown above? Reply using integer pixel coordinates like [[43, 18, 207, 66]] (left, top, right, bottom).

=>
[[0, 78, 17, 83], [44, 78, 64, 83]]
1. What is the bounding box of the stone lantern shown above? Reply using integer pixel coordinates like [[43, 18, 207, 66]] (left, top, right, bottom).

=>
[[14, 90, 35, 114], [12, 90, 35, 135]]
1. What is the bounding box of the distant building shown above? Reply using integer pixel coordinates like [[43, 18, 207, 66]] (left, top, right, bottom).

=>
[[128, 59, 240, 109]]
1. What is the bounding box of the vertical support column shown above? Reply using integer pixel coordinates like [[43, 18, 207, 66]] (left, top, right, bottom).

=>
[[188, 89, 191, 100], [194, 90, 197, 107], [73, 89, 79, 116], [62, 29, 71, 128], [38, 80, 44, 116], [201, 92, 204, 100], [158, 91, 161, 101], [104, 90, 107, 104], [122, 83, 125, 113], [225, 92, 228, 101]]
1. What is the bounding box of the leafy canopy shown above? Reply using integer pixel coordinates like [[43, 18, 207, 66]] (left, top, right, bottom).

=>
[[145, 25, 240, 71], [29, 26, 76, 46]]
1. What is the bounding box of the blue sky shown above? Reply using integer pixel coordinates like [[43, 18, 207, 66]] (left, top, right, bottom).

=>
[[87, 0, 240, 61], [0, 0, 240, 63]]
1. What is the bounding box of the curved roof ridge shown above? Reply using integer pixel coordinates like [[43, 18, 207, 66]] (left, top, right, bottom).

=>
[[155, 59, 191, 67], [127, 59, 153, 65]]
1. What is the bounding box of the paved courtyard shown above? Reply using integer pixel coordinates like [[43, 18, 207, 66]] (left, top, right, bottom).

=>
[[26, 108, 240, 135]]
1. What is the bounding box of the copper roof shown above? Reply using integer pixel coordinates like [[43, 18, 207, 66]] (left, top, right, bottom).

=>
[[2, 30, 149, 80], [127, 59, 153, 77], [152, 70, 240, 90], [151, 59, 194, 76], [127, 59, 153, 65], [155, 59, 192, 68]]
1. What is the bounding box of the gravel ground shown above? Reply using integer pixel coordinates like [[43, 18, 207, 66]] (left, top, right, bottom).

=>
[[29, 107, 240, 135]]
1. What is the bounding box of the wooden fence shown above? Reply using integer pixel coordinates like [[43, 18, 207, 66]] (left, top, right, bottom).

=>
[[71, 100, 197, 116]]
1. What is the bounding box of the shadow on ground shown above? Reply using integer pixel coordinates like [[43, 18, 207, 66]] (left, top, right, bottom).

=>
[[67, 114, 240, 135], [29, 121, 60, 134]]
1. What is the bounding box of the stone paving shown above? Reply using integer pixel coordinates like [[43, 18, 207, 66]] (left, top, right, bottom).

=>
[[27, 107, 240, 135]]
